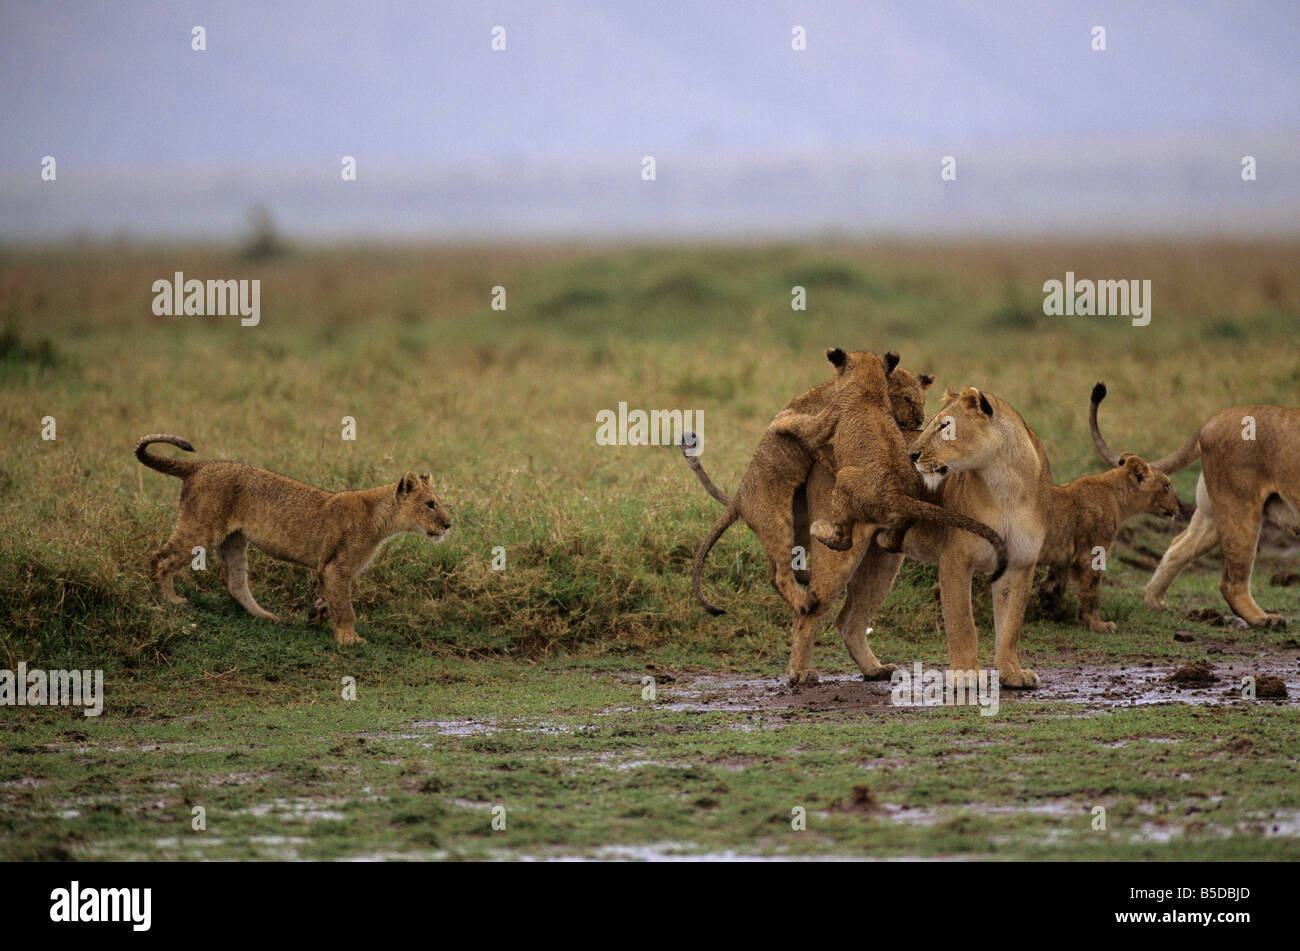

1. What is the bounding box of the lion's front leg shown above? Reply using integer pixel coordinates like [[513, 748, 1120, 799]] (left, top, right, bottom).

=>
[[937, 553, 979, 674], [1072, 558, 1116, 634], [992, 563, 1039, 688]]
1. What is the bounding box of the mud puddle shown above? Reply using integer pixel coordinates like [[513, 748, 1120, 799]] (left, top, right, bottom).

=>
[[651, 652, 1298, 714]]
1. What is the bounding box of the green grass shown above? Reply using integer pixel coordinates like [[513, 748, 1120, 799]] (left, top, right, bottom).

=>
[[1, 239, 1298, 859]]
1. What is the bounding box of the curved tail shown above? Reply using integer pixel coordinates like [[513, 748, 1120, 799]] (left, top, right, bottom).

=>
[[1088, 383, 1121, 467], [1149, 433, 1202, 476], [135, 434, 197, 479], [1090, 382, 1201, 474], [680, 432, 730, 505], [693, 503, 740, 615], [898, 498, 1008, 584]]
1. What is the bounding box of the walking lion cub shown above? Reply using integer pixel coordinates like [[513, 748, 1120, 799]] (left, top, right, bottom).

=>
[[135, 434, 451, 644], [1039, 453, 1181, 633]]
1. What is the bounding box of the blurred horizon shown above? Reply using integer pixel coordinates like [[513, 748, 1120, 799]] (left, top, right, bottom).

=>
[[3, 1, 1298, 240]]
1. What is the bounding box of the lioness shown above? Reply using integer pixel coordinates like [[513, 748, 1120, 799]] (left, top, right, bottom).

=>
[[136, 434, 451, 644], [1090, 383, 1300, 627], [685, 351, 933, 616], [1039, 453, 1181, 633], [768, 348, 1008, 579], [902, 387, 1053, 687]]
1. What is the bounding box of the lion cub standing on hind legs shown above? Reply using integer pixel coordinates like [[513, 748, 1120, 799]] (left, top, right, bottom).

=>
[[135, 434, 452, 644], [686, 349, 933, 617], [768, 348, 1009, 580]]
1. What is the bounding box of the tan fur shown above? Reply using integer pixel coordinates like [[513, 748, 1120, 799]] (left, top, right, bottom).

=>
[[1039, 453, 1180, 633], [135, 434, 451, 644], [901, 387, 1052, 687], [1091, 384, 1300, 627], [685, 352, 933, 617], [769, 349, 1008, 580]]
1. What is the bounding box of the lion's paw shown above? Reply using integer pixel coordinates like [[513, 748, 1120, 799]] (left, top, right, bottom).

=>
[[811, 519, 852, 551], [787, 668, 820, 687], [861, 663, 899, 682], [999, 668, 1040, 690]]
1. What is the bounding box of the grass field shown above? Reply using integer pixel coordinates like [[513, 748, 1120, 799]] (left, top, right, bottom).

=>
[[1, 239, 1298, 860]]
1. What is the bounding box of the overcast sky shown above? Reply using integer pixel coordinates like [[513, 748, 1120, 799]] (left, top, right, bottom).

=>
[[3, 1, 1297, 238]]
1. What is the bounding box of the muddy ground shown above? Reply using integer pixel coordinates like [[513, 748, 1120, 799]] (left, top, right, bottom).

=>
[[644, 651, 1298, 716]]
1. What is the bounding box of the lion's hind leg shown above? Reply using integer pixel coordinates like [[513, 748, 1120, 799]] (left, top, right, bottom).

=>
[[836, 542, 903, 680], [151, 513, 216, 606], [1216, 504, 1285, 627], [1145, 476, 1219, 610], [745, 482, 816, 614], [218, 532, 281, 623], [769, 407, 836, 450], [810, 466, 872, 552]]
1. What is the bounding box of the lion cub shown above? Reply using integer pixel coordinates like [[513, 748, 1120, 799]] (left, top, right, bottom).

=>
[[770, 348, 1008, 581], [135, 434, 451, 644], [1038, 453, 1180, 633], [686, 352, 933, 616]]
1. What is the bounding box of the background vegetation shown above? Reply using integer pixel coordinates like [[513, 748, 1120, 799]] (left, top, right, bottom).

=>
[[1, 240, 1296, 859]]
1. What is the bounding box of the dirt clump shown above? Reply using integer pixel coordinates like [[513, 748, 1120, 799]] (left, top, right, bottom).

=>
[[835, 783, 879, 813], [1168, 662, 1216, 686], [1254, 675, 1288, 699]]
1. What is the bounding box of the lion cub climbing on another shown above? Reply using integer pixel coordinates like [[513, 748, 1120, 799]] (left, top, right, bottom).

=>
[[135, 434, 451, 644], [770, 348, 1008, 583], [1039, 454, 1181, 633], [686, 351, 932, 617]]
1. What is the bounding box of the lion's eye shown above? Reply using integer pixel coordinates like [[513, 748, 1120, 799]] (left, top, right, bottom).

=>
[[426, 501, 437, 509]]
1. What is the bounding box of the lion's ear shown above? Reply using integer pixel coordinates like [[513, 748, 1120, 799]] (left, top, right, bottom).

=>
[[396, 471, 418, 497], [882, 351, 900, 375], [962, 387, 993, 417], [942, 387, 960, 402], [1123, 455, 1146, 482], [419, 472, 432, 485], [917, 373, 935, 389], [826, 347, 847, 370]]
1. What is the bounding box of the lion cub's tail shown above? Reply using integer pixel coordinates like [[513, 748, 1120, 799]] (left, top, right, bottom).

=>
[[679, 432, 730, 505], [1090, 382, 1201, 474], [135, 434, 198, 479], [898, 497, 1008, 584], [693, 502, 740, 615]]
